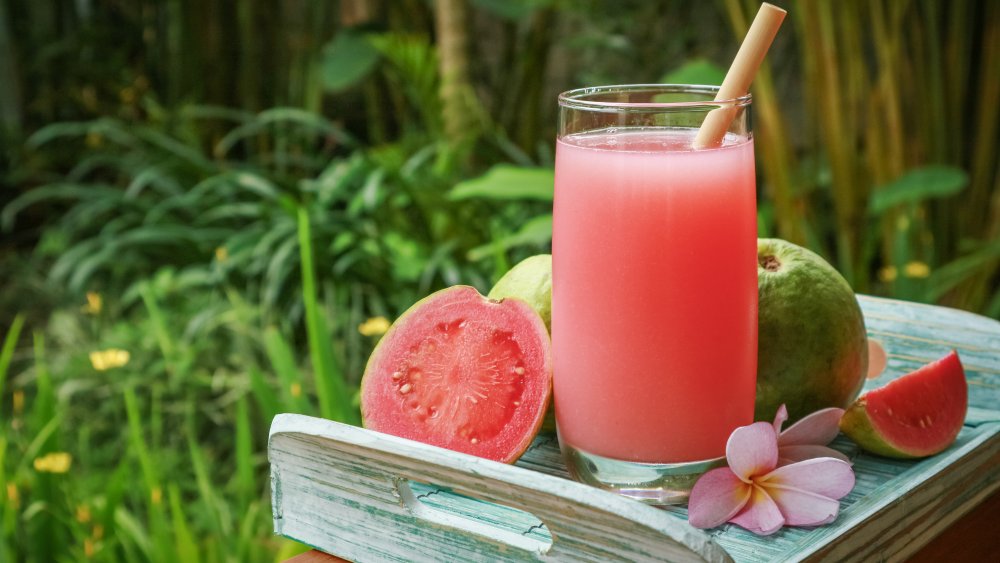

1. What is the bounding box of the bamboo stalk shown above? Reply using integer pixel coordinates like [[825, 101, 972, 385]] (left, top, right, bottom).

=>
[[727, 0, 805, 245], [435, 0, 474, 144], [803, 0, 858, 283], [967, 0, 1000, 237], [513, 7, 555, 153]]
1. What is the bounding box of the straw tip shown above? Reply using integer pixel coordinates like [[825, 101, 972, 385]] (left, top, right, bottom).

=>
[[761, 3, 787, 17]]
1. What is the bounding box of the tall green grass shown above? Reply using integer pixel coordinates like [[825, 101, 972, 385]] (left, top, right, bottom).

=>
[[1, 286, 321, 561]]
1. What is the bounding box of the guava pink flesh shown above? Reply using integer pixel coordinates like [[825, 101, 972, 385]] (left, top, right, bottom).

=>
[[865, 350, 967, 455], [360, 286, 551, 463]]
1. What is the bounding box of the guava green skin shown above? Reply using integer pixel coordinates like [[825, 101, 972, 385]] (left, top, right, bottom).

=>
[[756, 239, 868, 424], [839, 398, 919, 459], [488, 255, 552, 332], [489, 255, 555, 431]]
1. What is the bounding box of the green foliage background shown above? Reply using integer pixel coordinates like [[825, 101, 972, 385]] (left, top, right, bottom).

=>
[[0, 0, 997, 561]]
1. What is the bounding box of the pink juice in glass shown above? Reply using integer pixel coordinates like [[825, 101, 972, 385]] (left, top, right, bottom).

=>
[[553, 127, 757, 464]]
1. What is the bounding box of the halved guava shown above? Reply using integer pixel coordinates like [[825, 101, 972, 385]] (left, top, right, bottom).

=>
[[840, 350, 967, 459], [360, 286, 552, 463]]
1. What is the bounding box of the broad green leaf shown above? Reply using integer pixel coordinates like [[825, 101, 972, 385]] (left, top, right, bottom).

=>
[[196, 202, 263, 225], [131, 125, 214, 170], [2, 183, 122, 230], [234, 171, 281, 200], [925, 238, 1000, 301], [449, 165, 554, 201], [468, 214, 553, 261], [320, 31, 380, 92], [659, 58, 727, 86], [215, 108, 354, 157], [26, 117, 134, 148], [869, 166, 968, 215], [124, 164, 183, 199]]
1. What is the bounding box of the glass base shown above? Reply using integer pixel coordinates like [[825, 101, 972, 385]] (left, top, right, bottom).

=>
[[560, 441, 726, 506]]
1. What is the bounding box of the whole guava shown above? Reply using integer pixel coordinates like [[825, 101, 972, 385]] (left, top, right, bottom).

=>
[[488, 255, 552, 331], [756, 238, 868, 423]]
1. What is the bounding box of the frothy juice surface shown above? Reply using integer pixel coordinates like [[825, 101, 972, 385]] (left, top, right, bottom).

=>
[[552, 128, 757, 463]]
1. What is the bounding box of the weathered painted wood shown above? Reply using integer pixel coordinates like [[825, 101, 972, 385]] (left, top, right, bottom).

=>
[[269, 297, 1000, 562], [270, 415, 731, 562]]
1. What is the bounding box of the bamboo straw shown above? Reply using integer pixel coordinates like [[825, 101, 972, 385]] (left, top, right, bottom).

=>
[[693, 2, 786, 149]]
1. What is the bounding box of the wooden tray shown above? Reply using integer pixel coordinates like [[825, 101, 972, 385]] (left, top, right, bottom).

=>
[[268, 296, 1000, 562]]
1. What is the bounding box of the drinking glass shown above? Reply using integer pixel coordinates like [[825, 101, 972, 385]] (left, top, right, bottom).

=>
[[553, 84, 757, 504]]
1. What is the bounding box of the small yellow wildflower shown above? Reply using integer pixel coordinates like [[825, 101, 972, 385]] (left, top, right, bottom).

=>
[[13, 390, 24, 415], [89, 349, 130, 371], [358, 316, 391, 337], [34, 452, 73, 473], [878, 265, 898, 283], [84, 538, 95, 558], [290, 383, 302, 398], [76, 505, 92, 524], [215, 246, 229, 262], [92, 524, 104, 540], [6, 483, 18, 507], [85, 131, 103, 148], [82, 292, 103, 315], [150, 487, 162, 504], [904, 261, 930, 278]]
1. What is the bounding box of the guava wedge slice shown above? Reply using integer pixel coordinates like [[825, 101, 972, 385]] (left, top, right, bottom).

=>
[[360, 285, 552, 463], [840, 350, 967, 459]]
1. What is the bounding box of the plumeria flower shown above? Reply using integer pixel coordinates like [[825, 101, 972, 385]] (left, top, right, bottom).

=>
[[773, 405, 850, 465], [688, 414, 855, 535]]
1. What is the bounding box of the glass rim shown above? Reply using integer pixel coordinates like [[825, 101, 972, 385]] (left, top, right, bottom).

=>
[[558, 84, 752, 112]]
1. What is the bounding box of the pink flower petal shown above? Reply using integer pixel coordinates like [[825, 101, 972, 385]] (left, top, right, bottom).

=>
[[772, 404, 789, 434], [688, 468, 752, 529], [765, 483, 843, 526], [760, 457, 855, 500], [727, 422, 779, 481], [778, 444, 851, 465], [728, 484, 785, 535], [778, 408, 845, 447]]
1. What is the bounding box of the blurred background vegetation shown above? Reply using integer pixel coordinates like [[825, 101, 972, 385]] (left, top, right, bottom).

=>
[[0, 0, 997, 560]]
